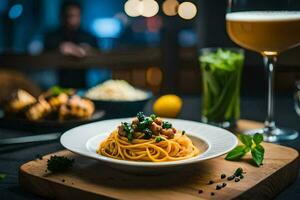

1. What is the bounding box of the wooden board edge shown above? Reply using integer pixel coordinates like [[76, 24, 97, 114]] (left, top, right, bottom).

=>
[[18, 145, 300, 200], [233, 151, 300, 200], [18, 165, 114, 200]]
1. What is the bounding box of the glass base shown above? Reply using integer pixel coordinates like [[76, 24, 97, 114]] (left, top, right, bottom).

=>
[[243, 127, 298, 142], [201, 117, 235, 129]]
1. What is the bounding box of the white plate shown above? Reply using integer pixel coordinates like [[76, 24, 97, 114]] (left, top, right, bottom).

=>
[[60, 118, 238, 173]]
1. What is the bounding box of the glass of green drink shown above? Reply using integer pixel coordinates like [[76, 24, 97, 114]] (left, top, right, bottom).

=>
[[199, 48, 244, 128]]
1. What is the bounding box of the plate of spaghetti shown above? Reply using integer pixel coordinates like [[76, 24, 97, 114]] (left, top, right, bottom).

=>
[[61, 112, 238, 172]]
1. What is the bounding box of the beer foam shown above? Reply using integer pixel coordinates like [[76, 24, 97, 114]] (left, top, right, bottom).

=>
[[226, 11, 300, 21]]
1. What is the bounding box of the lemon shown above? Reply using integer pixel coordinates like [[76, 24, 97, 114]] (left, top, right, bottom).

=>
[[153, 95, 183, 118]]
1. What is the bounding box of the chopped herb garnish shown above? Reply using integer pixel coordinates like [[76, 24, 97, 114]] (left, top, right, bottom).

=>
[[225, 133, 265, 166], [127, 132, 133, 141], [138, 121, 147, 130], [155, 136, 164, 143], [136, 112, 145, 122], [50, 86, 73, 96], [0, 174, 6, 182], [162, 121, 172, 129], [137, 117, 153, 131], [145, 117, 153, 124], [182, 130, 186, 135], [150, 114, 157, 120], [47, 155, 74, 172], [234, 167, 243, 177], [143, 128, 152, 139], [122, 122, 134, 142]]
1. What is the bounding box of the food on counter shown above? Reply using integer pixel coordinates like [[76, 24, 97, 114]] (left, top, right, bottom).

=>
[[97, 112, 200, 162], [153, 94, 182, 118], [5, 89, 37, 114], [4, 86, 95, 121], [85, 80, 148, 101], [47, 155, 74, 172], [26, 98, 52, 121], [59, 96, 95, 120], [45, 93, 69, 111]]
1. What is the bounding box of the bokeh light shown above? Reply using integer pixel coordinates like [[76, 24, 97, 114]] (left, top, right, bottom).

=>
[[124, 0, 142, 17], [162, 0, 179, 16], [141, 0, 159, 18], [114, 12, 129, 26], [178, 2, 197, 20], [146, 16, 163, 32], [132, 18, 147, 33], [8, 4, 23, 19], [92, 18, 122, 38]]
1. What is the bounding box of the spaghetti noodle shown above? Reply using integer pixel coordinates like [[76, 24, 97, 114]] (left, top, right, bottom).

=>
[[97, 112, 200, 162]]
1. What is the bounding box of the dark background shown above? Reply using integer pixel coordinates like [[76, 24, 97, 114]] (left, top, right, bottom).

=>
[[0, 0, 299, 96]]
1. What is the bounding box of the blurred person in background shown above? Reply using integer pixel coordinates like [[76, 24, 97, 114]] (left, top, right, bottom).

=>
[[44, 0, 98, 88]]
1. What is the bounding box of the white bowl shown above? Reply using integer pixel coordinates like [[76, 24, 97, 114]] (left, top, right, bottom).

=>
[[60, 118, 238, 173]]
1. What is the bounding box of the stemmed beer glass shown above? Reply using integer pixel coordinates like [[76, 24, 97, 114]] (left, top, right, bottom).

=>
[[226, 0, 300, 142]]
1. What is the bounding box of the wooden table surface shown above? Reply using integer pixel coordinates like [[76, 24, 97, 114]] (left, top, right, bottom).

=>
[[0, 96, 299, 200]]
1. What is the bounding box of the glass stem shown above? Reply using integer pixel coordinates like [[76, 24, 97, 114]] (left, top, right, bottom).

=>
[[264, 56, 277, 131]]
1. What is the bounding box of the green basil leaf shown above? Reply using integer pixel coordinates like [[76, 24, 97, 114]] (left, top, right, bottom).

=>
[[244, 146, 251, 153], [225, 145, 247, 161], [0, 174, 5, 181], [239, 134, 253, 147], [251, 144, 265, 166], [253, 133, 263, 145]]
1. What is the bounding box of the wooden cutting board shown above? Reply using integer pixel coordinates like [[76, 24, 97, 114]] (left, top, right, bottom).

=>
[[19, 120, 299, 200]]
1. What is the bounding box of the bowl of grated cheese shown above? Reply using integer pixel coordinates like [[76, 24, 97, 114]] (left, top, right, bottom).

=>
[[85, 80, 152, 118]]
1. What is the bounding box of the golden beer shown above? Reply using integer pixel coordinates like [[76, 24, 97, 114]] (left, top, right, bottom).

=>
[[226, 11, 300, 56]]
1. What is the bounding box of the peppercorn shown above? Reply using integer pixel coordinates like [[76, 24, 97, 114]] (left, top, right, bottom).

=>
[[222, 182, 227, 188], [211, 192, 215, 196], [216, 184, 223, 190], [227, 175, 235, 181], [235, 178, 240, 182], [221, 174, 226, 179], [198, 189, 203, 194], [208, 180, 214, 184]]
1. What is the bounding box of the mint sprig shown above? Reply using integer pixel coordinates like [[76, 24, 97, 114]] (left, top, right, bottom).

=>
[[225, 133, 265, 166]]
